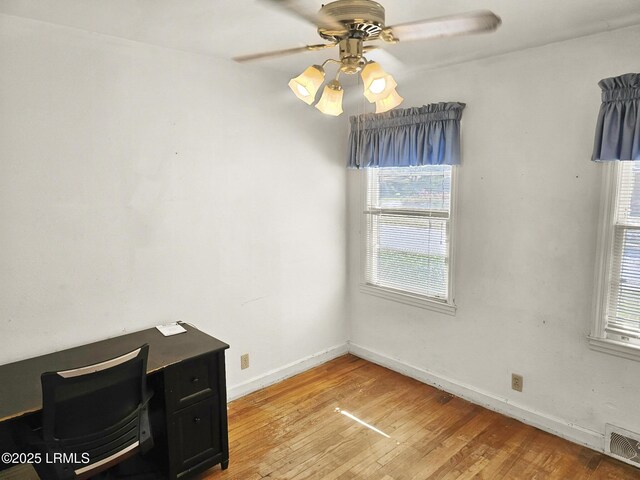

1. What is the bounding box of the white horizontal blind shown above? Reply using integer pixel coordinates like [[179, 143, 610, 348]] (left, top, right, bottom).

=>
[[364, 166, 452, 301], [607, 162, 640, 340]]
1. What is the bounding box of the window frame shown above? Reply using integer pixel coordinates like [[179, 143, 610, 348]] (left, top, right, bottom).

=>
[[590, 161, 640, 361], [358, 165, 458, 315]]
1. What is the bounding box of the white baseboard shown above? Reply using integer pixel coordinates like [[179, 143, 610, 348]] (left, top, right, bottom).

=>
[[348, 342, 604, 452], [226, 341, 604, 453], [227, 343, 348, 401]]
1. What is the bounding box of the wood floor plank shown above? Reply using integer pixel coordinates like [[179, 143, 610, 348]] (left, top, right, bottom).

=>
[[198, 355, 639, 480]]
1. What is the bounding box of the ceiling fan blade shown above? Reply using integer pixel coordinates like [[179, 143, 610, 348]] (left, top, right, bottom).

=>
[[363, 47, 405, 73], [262, 0, 348, 34], [233, 43, 336, 63], [382, 10, 501, 43]]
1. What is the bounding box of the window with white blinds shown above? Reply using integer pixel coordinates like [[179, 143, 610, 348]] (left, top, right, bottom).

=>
[[605, 162, 640, 345], [363, 165, 454, 307]]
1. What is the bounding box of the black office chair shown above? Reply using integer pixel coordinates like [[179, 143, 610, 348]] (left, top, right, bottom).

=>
[[24, 345, 154, 480]]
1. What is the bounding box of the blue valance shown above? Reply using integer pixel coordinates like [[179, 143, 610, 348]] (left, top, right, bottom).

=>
[[592, 73, 640, 161], [348, 102, 465, 168]]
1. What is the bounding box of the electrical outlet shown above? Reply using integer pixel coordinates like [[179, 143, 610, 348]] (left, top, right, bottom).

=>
[[241, 353, 250, 370], [512, 373, 523, 392]]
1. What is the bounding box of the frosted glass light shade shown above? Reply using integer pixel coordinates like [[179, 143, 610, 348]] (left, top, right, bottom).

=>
[[375, 88, 404, 113], [361, 62, 397, 103], [315, 80, 344, 116], [288, 65, 325, 105]]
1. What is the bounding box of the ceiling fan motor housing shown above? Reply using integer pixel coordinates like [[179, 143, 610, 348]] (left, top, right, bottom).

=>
[[317, 0, 386, 41], [338, 37, 366, 73]]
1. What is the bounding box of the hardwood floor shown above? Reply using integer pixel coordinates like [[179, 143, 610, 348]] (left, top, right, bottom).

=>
[[201, 355, 638, 479]]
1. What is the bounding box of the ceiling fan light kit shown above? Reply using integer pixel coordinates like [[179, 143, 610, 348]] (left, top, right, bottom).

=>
[[288, 64, 326, 104], [236, 0, 501, 117], [361, 61, 398, 102], [375, 87, 403, 113], [315, 80, 345, 116]]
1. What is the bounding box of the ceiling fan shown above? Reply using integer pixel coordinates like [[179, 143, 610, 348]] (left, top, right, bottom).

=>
[[234, 0, 502, 116]]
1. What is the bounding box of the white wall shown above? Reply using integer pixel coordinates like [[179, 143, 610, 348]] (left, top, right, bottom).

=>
[[348, 25, 640, 448], [0, 14, 348, 392]]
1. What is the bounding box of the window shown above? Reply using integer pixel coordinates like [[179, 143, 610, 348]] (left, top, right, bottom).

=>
[[591, 162, 640, 360], [361, 165, 456, 314]]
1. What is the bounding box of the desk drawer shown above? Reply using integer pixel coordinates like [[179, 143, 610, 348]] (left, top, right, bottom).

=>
[[169, 396, 221, 477], [165, 354, 217, 412]]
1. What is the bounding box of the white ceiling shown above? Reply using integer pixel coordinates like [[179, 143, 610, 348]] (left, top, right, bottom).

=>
[[2, 0, 640, 74]]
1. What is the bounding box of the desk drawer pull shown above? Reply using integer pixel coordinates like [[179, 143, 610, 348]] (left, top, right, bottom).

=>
[[194, 417, 201, 424], [191, 376, 199, 384]]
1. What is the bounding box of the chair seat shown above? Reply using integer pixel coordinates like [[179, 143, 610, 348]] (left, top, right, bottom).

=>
[[0, 464, 40, 480]]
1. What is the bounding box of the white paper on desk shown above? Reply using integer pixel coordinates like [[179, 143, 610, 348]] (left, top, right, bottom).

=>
[[156, 323, 187, 336]]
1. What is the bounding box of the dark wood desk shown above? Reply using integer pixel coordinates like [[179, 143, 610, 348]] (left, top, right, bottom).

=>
[[0, 323, 229, 479]]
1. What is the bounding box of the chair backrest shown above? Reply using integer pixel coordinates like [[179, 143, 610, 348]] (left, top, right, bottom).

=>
[[40, 344, 152, 477]]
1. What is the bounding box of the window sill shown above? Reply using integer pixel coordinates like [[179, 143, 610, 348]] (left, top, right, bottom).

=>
[[359, 283, 457, 316], [588, 336, 640, 362]]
